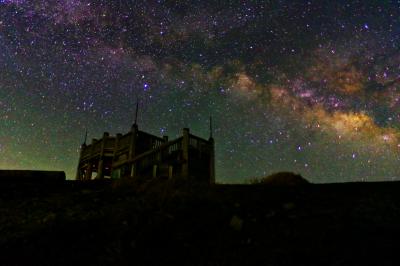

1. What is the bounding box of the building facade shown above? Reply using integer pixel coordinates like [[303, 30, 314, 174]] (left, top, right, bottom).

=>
[[76, 124, 215, 184]]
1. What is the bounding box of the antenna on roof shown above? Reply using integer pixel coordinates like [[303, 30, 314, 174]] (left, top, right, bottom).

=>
[[134, 97, 139, 126], [209, 115, 213, 139], [83, 129, 88, 145]]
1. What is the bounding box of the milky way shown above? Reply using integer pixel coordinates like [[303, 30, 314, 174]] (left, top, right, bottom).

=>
[[1, 1, 400, 182]]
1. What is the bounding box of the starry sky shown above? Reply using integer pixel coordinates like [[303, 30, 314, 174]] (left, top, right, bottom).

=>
[[1, 0, 400, 183]]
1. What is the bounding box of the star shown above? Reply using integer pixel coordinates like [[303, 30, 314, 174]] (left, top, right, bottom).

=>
[[0, 0, 399, 183]]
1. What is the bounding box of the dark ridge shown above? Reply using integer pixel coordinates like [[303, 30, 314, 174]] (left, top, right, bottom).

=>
[[0, 170, 66, 183]]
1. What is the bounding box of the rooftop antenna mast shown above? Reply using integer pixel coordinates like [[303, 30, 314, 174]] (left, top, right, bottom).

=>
[[134, 97, 139, 126], [83, 129, 88, 145], [209, 115, 213, 139]]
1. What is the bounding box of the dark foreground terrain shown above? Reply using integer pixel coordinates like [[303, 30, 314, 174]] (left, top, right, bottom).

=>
[[1, 178, 400, 266]]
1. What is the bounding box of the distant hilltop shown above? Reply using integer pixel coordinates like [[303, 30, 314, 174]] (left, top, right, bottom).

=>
[[0, 170, 65, 183], [250, 172, 310, 186]]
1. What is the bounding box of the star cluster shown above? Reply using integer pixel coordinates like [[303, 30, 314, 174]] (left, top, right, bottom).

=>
[[1, 0, 400, 182]]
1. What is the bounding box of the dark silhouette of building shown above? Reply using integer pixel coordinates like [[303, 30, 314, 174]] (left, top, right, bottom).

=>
[[76, 117, 215, 184]]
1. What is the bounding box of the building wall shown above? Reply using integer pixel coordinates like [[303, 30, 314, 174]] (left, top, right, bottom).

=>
[[77, 128, 215, 184]]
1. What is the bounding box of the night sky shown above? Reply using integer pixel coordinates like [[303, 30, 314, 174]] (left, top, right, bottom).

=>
[[1, 0, 400, 182]]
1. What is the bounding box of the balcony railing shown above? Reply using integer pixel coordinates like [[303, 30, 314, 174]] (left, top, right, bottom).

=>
[[189, 134, 212, 154]]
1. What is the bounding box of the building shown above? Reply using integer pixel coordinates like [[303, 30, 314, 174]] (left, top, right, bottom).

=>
[[76, 121, 215, 184]]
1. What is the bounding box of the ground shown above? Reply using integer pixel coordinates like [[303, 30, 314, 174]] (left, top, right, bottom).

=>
[[1, 178, 400, 265]]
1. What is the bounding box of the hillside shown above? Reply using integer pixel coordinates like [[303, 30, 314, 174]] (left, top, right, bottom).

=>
[[1, 178, 400, 265]]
